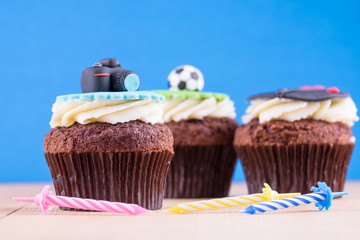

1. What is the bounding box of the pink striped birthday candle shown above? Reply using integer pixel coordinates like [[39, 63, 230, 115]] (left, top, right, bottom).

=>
[[13, 185, 150, 215]]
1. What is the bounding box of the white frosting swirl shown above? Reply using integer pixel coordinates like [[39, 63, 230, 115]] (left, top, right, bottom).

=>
[[242, 97, 359, 126], [163, 97, 236, 122], [50, 99, 164, 128]]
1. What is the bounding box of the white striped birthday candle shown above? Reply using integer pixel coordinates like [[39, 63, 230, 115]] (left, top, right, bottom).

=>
[[241, 182, 348, 214], [164, 183, 300, 214], [13, 185, 150, 215]]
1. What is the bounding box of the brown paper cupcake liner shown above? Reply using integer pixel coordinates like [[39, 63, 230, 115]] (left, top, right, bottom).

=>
[[45, 151, 173, 210], [165, 145, 237, 198], [235, 144, 354, 194]]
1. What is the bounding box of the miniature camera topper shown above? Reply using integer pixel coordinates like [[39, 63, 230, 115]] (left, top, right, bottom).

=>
[[168, 65, 204, 91], [81, 58, 140, 93]]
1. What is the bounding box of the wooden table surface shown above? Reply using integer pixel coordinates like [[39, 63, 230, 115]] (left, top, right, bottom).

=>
[[0, 182, 359, 240]]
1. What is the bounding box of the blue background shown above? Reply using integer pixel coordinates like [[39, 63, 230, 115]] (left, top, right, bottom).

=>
[[0, 0, 359, 182]]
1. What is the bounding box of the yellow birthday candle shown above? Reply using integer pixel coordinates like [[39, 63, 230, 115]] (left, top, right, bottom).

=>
[[164, 183, 300, 214]]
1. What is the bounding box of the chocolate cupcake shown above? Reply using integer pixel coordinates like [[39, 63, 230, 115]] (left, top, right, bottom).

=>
[[44, 58, 174, 210], [234, 86, 359, 194], [154, 65, 238, 198]]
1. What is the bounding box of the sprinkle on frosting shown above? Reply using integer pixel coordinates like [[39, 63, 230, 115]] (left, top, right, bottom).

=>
[[56, 91, 165, 102], [248, 88, 349, 102], [153, 90, 229, 101]]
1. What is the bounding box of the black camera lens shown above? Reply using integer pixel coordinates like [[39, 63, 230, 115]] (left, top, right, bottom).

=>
[[110, 70, 140, 92]]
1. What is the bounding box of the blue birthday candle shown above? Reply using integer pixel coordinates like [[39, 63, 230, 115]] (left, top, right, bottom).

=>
[[240, 182, 348, 215]]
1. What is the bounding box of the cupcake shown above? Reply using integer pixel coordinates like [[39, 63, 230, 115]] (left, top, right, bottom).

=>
[[234, 86, 358, 194], [44, 58, 174, 210], [154, 65, 238, 198]]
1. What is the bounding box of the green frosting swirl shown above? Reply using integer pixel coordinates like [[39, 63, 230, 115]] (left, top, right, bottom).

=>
[[152, 90, 229, 101]]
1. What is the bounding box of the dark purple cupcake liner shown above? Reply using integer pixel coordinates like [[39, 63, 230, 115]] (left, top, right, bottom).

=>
[[45, 151, 173, 210], [165, 145, 238, 198], [235, 144, 354, 194]]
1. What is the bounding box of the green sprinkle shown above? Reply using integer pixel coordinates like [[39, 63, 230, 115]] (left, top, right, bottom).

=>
[[152, 90, 229, 101]]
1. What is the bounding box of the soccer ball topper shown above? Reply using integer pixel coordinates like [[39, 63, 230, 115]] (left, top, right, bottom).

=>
[[168, 65, 204, 91]]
